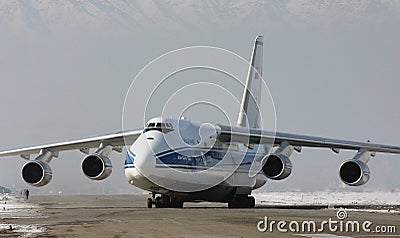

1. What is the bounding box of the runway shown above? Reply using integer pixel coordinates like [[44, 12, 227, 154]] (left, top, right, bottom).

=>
[[1, 194, 399, 237]]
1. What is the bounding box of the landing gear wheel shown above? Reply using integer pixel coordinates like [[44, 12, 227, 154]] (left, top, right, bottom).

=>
[[228, 198, 239, 208], [247, 196, 255, 208], [155, 195, 171, 208], [170, 198, 184, 208], [228, 195, 255, 208], [154, 196, 163, 208], [152, 195, 183, 208], [147, 198, 153, 208]]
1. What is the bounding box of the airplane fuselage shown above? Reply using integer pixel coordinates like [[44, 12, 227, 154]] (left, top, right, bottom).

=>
[[124, 117, 268, 202]]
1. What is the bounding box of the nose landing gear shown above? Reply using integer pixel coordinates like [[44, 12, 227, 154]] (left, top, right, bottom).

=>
[[147, 193, 184, 208]]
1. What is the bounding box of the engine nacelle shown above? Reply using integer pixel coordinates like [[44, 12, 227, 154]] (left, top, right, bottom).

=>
[[21, 160, 52, 187], [339, 159, 370, 186], [81, 154, 112, 180], [261, 153, 292, 180]]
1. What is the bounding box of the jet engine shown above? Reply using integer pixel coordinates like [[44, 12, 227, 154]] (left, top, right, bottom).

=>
[[339, 159, 370, 186], [21, 160, 52, 187], [81, 154, 112, 180], [261, 153, 292, 180]]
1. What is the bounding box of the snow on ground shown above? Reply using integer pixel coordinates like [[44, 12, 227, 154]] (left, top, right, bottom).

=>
[[0, 224, 45, 237], [0, 194, 45, 219], [0, 194, 46, 237], [253, 191, 400, 206]]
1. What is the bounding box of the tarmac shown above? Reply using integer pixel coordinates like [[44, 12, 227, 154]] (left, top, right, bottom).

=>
[[1, 194, 399, 237]]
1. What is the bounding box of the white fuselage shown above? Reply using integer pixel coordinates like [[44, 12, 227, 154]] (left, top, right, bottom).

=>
[[124, 117, 267, 202]]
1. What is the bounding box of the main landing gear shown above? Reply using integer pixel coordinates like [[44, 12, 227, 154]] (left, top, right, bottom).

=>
[[147, 193, 184, 208], [228, 195, 255, 208]]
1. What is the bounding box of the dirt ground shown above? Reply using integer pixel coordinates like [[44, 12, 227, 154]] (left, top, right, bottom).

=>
[[2, 194, 399, 237]]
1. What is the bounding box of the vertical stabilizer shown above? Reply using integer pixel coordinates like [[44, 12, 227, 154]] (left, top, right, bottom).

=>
[[237, 35, 263, 128]]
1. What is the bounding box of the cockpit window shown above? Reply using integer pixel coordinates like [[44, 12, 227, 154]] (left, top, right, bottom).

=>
[[144, 122, 174, 133]]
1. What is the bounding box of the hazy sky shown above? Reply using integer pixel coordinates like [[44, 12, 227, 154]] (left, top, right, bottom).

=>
[[0, 1, 400, 194]]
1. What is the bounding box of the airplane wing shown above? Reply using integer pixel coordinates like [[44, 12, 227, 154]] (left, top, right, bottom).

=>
[[217, 125, 400, 154], [0, 129, 142, 158]]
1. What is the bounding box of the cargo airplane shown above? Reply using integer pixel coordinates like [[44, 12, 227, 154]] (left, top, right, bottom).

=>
[[1, 36, 400, 208]]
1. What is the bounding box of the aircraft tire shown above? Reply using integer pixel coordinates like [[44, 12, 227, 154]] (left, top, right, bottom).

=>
[[246, 196, 255, 208], [155, 197, 163, 208], [228, 195, 255, 208], [147, 198, 153, 208], [170, 198, 184, 208]]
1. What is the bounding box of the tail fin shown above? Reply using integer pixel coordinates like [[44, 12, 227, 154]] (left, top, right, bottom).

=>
[[237, 35, 263, 129]]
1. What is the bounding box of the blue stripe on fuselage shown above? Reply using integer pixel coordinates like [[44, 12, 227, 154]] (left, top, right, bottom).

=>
[[124, 147, 262, 171], [125, 150, 136, 168], [156, 149, 259, 170]]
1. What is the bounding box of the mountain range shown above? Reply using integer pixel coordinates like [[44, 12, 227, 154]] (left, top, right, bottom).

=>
[[1, 0, 399, 33]]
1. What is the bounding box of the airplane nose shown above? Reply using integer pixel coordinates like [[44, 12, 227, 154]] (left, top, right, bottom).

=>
[[125, 133, 159, 185], [125, 150, 157, 189]]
